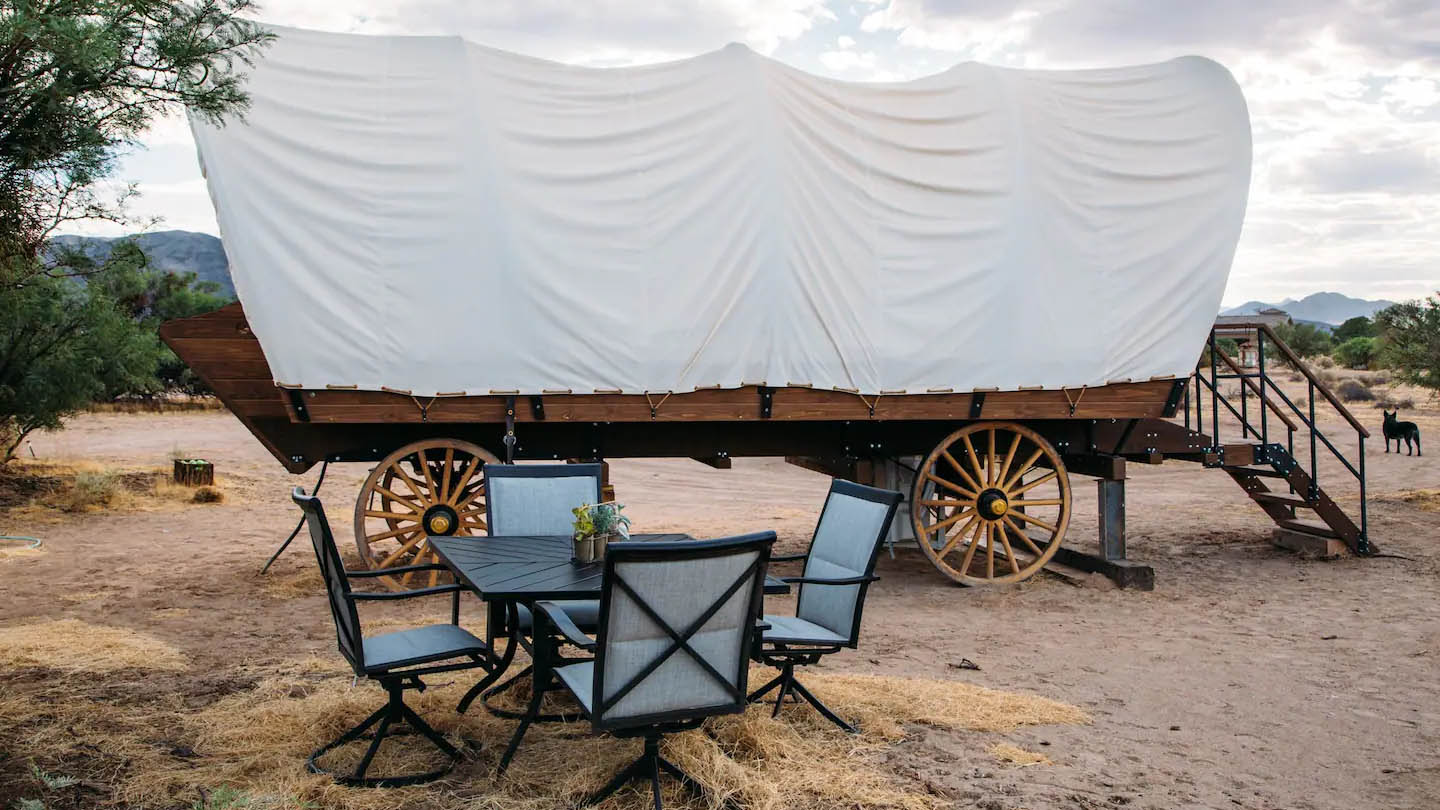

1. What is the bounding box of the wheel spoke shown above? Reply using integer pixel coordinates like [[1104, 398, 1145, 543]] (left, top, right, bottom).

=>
[[936, 515, 979, 558], [416, 450, 438, 501], [996, 432, 1022, 490], [1010, 471, 1057, 498], [1002, 515, 1045, 556], [441, 448, 454, 502], [919, 497, 972, 510], [923, 508, 972, 536], [924, 474, 977, 501], [996, 522, 1021, 574], [956, 519, 984, 576], [1002, 447, 1045, 491], [448, 455, 482, 506], [364, 510, 423, 521], [1010, 498, 1062, 507], [986, 429, 997, 486], [377, 531, 425, 567], [985, 523, 995, 577], [389, 464, 429, 502], [958, 435, 987, 490], [1012, 511, 1058, 534], [940, 450, 982, 493], [373, 485, 425, 513], [365, 524, 421, 544]]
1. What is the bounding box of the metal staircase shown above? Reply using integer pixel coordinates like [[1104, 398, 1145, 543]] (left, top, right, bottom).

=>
[[1182, 322, 1372, 555]]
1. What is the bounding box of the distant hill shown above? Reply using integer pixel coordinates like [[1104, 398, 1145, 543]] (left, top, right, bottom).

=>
[[48, 231, 232, 297], [1221, 292, 1396, 325]]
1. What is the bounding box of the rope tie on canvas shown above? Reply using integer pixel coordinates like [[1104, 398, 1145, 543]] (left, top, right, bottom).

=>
[[1062, 386, 1087, 417], [644, 391, 673, 419]]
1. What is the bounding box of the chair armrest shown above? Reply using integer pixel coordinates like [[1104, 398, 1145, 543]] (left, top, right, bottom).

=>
[[352, 583, 463, 601], [779, 574, 880, 586], [346, 563, 449, 578], [769, 552, 807, 563], [755, 619, 772, 632], [535, 601, 597, 650]]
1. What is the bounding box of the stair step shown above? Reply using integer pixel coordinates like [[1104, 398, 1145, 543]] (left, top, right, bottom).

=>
[[1224, 466, 1290, 479], [1272, 528, 1347, 559], [1276, 519, 1339, 539], [1251, 492, 1315, 508]]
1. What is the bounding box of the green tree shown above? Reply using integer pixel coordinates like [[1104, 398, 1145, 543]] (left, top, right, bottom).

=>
[[1332, 315, 1376, 342], [1375, 294, 1440, 394], [0, 1, 269, 462], [1271, 320, 1334, 364], [1333, 336, 1377, 369], [1, 0, 271, 287], [1, 254, 159, 461]]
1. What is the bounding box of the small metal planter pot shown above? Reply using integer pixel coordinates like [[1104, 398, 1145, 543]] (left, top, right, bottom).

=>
[[572, 535, 597, 564]]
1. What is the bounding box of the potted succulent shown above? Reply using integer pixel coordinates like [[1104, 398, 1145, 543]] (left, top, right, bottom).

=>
[[571, 501, 631, 563]]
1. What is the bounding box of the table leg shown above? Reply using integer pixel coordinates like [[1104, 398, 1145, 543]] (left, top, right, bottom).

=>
[[457, 601, 518, 714], [497, 602, 553, 776]]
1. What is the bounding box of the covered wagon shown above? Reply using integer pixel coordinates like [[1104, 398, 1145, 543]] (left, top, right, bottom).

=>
[[163, 26, 1372, 589]]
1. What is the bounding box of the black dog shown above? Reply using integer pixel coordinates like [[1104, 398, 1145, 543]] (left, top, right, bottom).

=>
[[1383, 410, 1422, 456]]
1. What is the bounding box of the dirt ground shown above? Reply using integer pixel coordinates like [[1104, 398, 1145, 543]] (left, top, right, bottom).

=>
[[2, 387, 1438, 809]]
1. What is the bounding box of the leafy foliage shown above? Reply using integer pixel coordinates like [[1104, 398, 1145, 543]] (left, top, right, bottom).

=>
[[0, 0, 272, 287], [1333, 315, 1376, 342], [1272, 321, 1334, 363], [1333, 336, 1378, 369], [0, 255, 159, 461], [571, 502, 631, 539], [1374, 294, 1440, 394]]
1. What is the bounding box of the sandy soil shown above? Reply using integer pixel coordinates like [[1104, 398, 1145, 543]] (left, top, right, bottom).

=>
[[3, 389, 1438, 809]]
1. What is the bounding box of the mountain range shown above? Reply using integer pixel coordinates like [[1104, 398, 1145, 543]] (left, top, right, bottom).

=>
[[1220, 292, 1396, 325], [48, 231, 233, 297]]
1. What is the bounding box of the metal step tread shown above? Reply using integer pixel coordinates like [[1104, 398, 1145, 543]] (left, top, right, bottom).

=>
[[1223, 466, 1291, 479], [1251, 491, 1316, 508], [1276, 518, 1339, 539]]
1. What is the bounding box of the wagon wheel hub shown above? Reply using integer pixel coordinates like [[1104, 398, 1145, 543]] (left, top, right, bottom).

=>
[[977, 489, 1009, 520], [423, 504, 460, 536]]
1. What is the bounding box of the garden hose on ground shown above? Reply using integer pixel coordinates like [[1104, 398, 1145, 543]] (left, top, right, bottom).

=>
[[0, 535, 43, 550]]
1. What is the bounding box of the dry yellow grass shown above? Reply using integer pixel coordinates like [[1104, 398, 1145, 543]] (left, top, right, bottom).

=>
[[989, 743, 1052, 766], [0, 619, 187, 673], [1396, 489, 1440, 513], [0, 653, 1086, 810], [0, 461, 233, 525]]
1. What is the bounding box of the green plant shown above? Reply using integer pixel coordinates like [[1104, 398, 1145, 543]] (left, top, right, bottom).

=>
[[1334, 336, 1378, 369], [571, 502, 631, 539], [64, 469, 121, 510], [1375, 294, 1440, 395], [1273, 322, 1334, 363], [29, 765, 76, 790], [13, 799, 45, 810], [1333, 316, 1377, 342]]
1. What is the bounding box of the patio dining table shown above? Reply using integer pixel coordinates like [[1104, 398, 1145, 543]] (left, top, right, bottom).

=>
[[428, 533, 792, 721]]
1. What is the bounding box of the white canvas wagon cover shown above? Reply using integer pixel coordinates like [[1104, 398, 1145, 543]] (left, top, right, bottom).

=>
[[191, 26, 1251, 397]]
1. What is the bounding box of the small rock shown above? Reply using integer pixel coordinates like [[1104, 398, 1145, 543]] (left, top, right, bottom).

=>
[[1169, 725, 1181, 731]]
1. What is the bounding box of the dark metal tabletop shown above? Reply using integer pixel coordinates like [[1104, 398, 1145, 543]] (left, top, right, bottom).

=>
[[429, 533, 790, 601]]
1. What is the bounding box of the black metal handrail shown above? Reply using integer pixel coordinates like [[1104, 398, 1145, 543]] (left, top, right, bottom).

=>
[[1180, 322, 1369, 550]]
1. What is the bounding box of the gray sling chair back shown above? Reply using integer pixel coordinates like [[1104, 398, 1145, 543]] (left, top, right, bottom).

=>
[[750, 479, 903, 732], [291, 487, 495, 787], [514, 533, 776, 809], [455, 462, 604, 715]]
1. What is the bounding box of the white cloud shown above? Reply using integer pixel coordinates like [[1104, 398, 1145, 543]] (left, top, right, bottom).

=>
[[819, 48, 876, 71]]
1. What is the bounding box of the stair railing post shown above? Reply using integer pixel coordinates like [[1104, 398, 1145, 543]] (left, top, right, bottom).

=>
[[1183, 378, 1191, 430], [1209, 332, 1220, 452], [1257, 328, 1268, 446], [1308, 380, 1318, 499], [1287, 426, 1296, 495], [1358, 434, 1368, 554]]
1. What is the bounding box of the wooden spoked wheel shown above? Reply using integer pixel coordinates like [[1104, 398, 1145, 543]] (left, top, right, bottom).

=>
[[911, 422, 1071, 585], [354, 439, 498, 591]]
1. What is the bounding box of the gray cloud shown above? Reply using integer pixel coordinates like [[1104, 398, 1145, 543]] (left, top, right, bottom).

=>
[[1274, 143, 1440, 194]]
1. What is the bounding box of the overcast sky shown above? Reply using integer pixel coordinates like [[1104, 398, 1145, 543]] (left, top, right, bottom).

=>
[[89, 0, 1439, 306]]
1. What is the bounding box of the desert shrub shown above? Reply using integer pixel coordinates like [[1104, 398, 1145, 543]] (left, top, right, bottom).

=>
[[63, 470, 121, 511], [192, 486, 224, 504], [1316, 355, 1336, 369], [1334, 336, 1378, 369], [1286, 372, 1303, 383], [1337, 379, 1374, 402], [1370, 373, 1390, 386], [1374, 395, 1416, 410], [1273, 322, 1334, 363], [1334, 315, 1377, 342]]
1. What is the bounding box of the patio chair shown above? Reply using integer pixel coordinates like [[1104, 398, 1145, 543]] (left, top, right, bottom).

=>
[[482, 462, 605, 636], [749, 479, 902, 733], [519, 532, 776, 808], [291, 487, 493, 787]]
